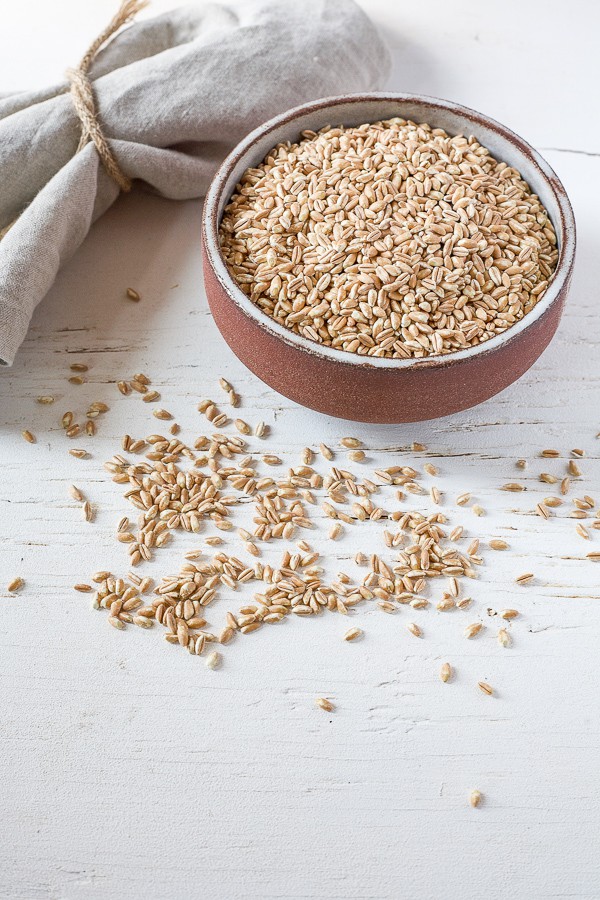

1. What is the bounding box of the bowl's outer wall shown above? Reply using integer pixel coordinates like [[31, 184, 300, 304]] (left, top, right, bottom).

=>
[[202, 94, 576, 424], [203, 241, 571, 424]]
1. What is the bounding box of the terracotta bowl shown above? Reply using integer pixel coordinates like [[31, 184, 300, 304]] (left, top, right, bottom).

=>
[[202, 94, 576, 424]]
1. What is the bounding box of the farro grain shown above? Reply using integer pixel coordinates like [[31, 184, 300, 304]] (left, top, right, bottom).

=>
[[516, 572, 534, 584], [348, 450, 366, 462], [344, 627, 362, 642], [316, 697, 334, 712], [540, 473, 558, 484], [489, 539, 508, 550], [206, 651, 221, 669], [536, 502, 550, 519], [498, 627, 511, 647], [220, 119, 558, 360], [470, 790, 482, 808]]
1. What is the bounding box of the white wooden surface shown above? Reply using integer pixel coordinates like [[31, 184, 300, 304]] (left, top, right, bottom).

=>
[[1, 2, 599, 898]]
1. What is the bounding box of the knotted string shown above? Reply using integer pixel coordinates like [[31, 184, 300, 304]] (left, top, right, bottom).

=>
[[65, 0, 149, 192], [0, 0, 148, 240]]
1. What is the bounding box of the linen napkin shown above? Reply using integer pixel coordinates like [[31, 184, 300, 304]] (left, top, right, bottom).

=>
[[0, 0, 390, 365]]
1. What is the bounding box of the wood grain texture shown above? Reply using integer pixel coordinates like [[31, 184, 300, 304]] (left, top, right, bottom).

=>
[[0, 2, 599, 898]]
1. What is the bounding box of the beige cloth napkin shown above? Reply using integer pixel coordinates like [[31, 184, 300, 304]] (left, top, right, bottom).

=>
[[0, 0, 390, 365]]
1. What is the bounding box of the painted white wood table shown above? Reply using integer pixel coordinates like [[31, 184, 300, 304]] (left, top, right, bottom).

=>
[[0, 2, 599, 897]]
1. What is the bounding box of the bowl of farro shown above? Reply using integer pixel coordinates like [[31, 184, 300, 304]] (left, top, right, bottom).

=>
[[202, 94, 576, 423]]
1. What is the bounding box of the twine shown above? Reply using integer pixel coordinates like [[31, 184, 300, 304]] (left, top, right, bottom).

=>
[[0, 0, 147, 241], [65, 0, 149, 192]]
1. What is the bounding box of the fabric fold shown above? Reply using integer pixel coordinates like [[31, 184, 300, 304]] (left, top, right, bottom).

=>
[[0, 0, 390, 365]]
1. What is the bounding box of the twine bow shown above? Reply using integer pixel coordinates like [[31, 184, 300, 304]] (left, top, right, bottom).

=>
[[65, 0, 149, 192]]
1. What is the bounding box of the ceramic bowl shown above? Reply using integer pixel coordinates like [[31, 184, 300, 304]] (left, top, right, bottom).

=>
[[202, 94, 576, 424]]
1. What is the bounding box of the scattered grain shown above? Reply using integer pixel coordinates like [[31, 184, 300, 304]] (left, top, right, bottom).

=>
[[316, 697, 335, 712], [470, 790, 482, 808], [489, 539, 509, 550], [536, 502, 550, 519], [7, 577, 24, 593], [344, 627, 363, 642], [498, 627, 511, 647], [516, 572, 534, 585], [206, 651, 221, 669]]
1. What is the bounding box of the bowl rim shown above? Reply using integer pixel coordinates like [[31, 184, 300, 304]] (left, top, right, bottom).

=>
[[203, 92, 576, 371]]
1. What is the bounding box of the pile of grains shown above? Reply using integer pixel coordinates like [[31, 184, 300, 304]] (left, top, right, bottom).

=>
[[15, 361, 600, 811], [60, 377, 599, 674], [219, 118, 558, 359]]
